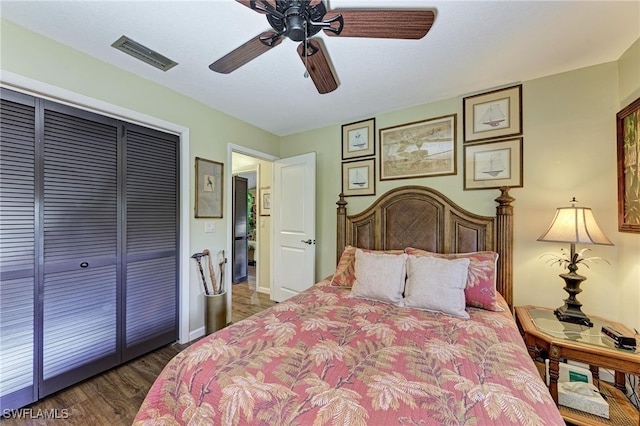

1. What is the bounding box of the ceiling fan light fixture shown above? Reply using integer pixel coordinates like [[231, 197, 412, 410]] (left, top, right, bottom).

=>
[[111, 35, 178, 72]]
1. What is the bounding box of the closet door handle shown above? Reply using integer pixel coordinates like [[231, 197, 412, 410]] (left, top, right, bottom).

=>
[[80, 262, 89, 268], [301, 239, 315, 245]]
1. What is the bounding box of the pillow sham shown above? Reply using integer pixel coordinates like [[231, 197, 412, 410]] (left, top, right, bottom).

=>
[[402, 255, 470, 319], [330, 246, 404, 287], [329, 245, 357, 287], [404, 247, 502, 311], [350, 249, 407, 305]]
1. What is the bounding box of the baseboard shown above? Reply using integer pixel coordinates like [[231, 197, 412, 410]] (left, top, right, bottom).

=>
[[188, 327, 205, 343]]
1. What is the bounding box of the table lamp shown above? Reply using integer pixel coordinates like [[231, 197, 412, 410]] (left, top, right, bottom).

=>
[[537, 198, 613, 327]]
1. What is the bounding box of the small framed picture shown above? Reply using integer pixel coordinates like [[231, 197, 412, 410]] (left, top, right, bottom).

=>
[[342, 118, 375, 159], [195, 157, 223, 218], [463, 138, 523, 190], [342, 158, 375, 197], [463, 85, 522, 143], [260, 186, 271, 216]]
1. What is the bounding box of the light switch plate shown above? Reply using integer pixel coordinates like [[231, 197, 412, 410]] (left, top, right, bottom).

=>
[[205, 222, 216, 233]]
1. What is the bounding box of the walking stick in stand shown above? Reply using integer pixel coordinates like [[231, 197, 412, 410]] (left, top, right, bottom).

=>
[[191, 252, 210, 295], [202, 249, 218, 295], [218, 250, 226, 294]]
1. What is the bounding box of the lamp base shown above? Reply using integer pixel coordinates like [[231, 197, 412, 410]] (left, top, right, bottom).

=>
[[554, 271, 593, 327], [554, 305, 593, 327]]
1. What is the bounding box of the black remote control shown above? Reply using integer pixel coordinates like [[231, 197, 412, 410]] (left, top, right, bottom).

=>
[[601, 325, 636, 350]]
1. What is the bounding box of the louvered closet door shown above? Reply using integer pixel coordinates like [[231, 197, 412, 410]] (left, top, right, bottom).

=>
[[41, 102, 119, 397], [123, 124, 178, 361], [0, 90, 37, 411]]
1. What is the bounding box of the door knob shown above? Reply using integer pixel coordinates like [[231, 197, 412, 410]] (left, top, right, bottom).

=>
[[301, 239, 315, 245]]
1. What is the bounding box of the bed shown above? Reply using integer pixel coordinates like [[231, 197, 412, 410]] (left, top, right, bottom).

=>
[[133, 186, 563, 425]]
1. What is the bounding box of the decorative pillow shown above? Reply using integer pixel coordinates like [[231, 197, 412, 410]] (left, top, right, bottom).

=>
[[330, 246, 404, 287], [404, 247, 502, 311], [402, 255, 470, 319], [330, 246, 357, 287], [350, 249, 407, 305]]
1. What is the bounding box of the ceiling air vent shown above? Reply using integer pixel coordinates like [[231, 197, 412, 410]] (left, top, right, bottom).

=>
[[111, 35, 178, 72]]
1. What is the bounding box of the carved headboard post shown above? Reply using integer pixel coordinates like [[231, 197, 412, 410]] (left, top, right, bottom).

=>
[[495, 187, 515, 310], [336, 193, 348, 264]]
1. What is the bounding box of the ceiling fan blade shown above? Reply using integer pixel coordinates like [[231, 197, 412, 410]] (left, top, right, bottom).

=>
[[236, 0, 277, 14], [297, 39, 338, 94], [236, 0, 276, 13], [209, 31, 282, 74], [323, 9, 435, 39]]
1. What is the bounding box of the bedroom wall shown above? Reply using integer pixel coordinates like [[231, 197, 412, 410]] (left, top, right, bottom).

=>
[[616, 38, 640, 331], [0, 19, 281, 337], [2, 18, 638, 335], [281, 40, 640, 331]]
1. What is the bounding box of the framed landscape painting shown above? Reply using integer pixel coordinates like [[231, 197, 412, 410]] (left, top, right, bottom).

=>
[[379, 114, 456, 181], [617, 97, 640, 233]]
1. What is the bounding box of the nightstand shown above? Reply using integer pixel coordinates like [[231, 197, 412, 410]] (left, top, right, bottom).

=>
[[515, 306, 640, 426]]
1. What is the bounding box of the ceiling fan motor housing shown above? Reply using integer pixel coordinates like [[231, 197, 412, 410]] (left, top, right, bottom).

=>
[[266, 0, 326, 41]]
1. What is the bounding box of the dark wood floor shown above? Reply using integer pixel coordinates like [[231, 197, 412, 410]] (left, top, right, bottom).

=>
[[1, 265, 276, 425]]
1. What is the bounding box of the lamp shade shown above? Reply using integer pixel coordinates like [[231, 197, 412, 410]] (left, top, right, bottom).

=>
[[537, 201, 613, 245]]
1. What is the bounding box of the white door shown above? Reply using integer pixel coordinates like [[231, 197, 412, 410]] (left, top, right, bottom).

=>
[[272, 152, 316, 302]]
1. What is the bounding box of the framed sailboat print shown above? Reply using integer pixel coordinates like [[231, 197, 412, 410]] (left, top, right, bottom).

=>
[[342, 158, 375, 196], [463, 85, 522, 143], [463, 138, 523, 190], [342, 118, 375, 159]]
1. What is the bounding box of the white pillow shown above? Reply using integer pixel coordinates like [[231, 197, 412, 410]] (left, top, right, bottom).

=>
[[402, 255, 470, 319], [350, 249, 407, 305]]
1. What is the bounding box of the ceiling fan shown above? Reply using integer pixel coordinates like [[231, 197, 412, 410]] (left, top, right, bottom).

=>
[[209, 0, 435, 94]]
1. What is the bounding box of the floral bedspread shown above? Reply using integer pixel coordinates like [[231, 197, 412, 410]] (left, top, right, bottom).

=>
[[133, 280, 563, 425]]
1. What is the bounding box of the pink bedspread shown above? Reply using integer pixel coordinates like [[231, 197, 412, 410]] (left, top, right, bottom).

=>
[[134, 280, 563, 425]]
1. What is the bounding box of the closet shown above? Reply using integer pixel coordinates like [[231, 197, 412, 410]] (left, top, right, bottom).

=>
[[0, 88, 179, 411]]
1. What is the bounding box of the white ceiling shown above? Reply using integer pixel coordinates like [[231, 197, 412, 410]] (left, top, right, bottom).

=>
[[2, 1, 638, 136]]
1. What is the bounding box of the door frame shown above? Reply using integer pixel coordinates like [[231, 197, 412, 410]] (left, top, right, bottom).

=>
[[226, 144, 278, 324]]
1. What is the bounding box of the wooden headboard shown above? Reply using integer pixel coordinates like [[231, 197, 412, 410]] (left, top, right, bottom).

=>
[[336, 186, 515, 309]]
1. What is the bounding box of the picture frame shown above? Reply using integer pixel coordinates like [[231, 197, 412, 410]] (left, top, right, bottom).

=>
[[463, 138, 523, 190], [463, 84, 522, 143], [195, 157, 223, 218], [260, 186, 271, 216], [617, 97, 640, 233], [379, 114, 456, 181], [342, 118, 375, 159], [342, 158, 375, 197]]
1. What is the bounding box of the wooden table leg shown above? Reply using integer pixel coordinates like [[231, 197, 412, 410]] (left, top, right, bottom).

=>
[[590, 365, 599, 383], [615, 371, 627, 392], [548, 346, 560, 404]]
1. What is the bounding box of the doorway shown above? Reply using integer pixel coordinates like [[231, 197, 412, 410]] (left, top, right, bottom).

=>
[[227, 146, 277, 323]]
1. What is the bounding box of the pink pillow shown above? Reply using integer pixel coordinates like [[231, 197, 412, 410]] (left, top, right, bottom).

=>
[[330, 246, 357, 287], [330, 246, 404, 287], [404, 247, 502, 311]]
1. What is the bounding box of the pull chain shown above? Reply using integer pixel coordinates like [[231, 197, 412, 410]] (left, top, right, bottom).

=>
[[303, 20, 309, 78]]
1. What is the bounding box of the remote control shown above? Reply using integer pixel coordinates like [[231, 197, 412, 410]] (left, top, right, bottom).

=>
[[601, 325, 636, 350]]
